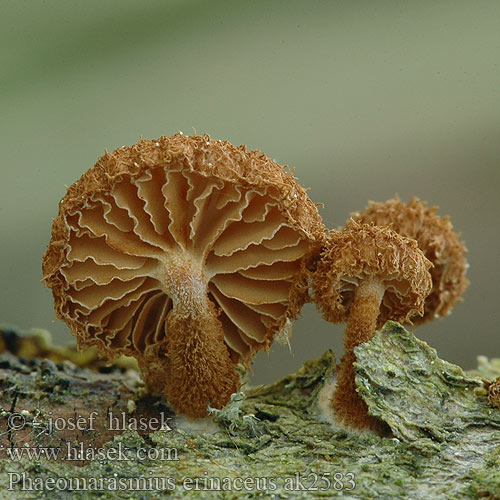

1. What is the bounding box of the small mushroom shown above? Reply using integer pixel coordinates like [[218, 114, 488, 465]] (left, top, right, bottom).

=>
[[42, 133, 325, 418], [313, 221, 432, 430], [351, 196, 469, 323], [487, 377, 500, 409]]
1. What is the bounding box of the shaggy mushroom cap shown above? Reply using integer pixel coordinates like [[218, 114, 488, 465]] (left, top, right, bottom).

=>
[[313, 221, 433, 328], [42, 133, 325, 418], [351, 196, 468, 323]]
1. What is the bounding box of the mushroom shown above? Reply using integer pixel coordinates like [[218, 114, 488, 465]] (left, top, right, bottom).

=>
[[351, 196, 469, 323], [313, 221, 432, 430], [42, 133, 325, 418], [487, 378, 500, 409]]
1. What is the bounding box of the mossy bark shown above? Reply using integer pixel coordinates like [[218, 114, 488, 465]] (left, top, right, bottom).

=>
[[0, 323, 499, 499]]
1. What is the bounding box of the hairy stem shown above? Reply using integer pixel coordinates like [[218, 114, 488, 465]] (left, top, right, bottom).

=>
[[140, 298, 240, 418], [332, 277, 386, 430]]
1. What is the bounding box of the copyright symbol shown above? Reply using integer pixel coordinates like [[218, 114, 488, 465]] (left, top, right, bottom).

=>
[[7, 413, 26, 431]]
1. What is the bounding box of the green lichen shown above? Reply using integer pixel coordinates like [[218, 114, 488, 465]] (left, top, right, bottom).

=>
[[355, 321, 500, 448], [0, 322, 499, 499], [464, 444, 500, 498], [468, 355, 500, 381]]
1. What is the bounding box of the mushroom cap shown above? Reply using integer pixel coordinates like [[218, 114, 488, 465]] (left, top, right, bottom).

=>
[[42, 133, 325, 368], [313, 221, 432, 327], [351, 196, 469, 323]]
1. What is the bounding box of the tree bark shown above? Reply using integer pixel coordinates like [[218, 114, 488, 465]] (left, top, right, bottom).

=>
[[0, 323, 499, 499]]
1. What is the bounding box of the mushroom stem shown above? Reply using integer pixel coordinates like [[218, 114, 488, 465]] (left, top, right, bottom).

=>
[[139, 252, 239, 417], [141, 298, 240, 418], [331, 276, 385, 429]]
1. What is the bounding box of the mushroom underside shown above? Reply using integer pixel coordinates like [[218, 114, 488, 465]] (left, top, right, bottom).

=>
[[337, 274, 424, 325], [47, 165, 317, 415]]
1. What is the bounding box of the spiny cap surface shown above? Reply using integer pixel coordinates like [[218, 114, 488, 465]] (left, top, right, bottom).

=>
[[42, 133, 326, 367], [351, 196, 468, 323], [313, 221, 432, 326]]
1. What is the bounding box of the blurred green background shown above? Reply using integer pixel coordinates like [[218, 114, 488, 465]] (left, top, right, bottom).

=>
[[1, 0, 499, 384]]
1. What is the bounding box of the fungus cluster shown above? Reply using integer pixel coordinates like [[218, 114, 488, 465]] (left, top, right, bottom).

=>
[[42, 134, 325, 418], [313, 197, 468, 430], [43, 134, 470, 430]]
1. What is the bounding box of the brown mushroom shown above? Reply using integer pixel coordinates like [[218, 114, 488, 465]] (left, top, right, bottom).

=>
[[313, 221, 432, 430], [487, 377, 500, 409], [42, 133, 325, 418], [351, 196, 469, 323]]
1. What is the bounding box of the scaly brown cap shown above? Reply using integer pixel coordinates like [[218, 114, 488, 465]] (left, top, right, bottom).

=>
[[351, 196, 469, 323], [42, 133, 326, 417], [313, 221, 433, 327]]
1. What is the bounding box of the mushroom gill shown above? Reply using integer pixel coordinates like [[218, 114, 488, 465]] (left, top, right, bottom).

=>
[[42, 133, 325, 418]]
